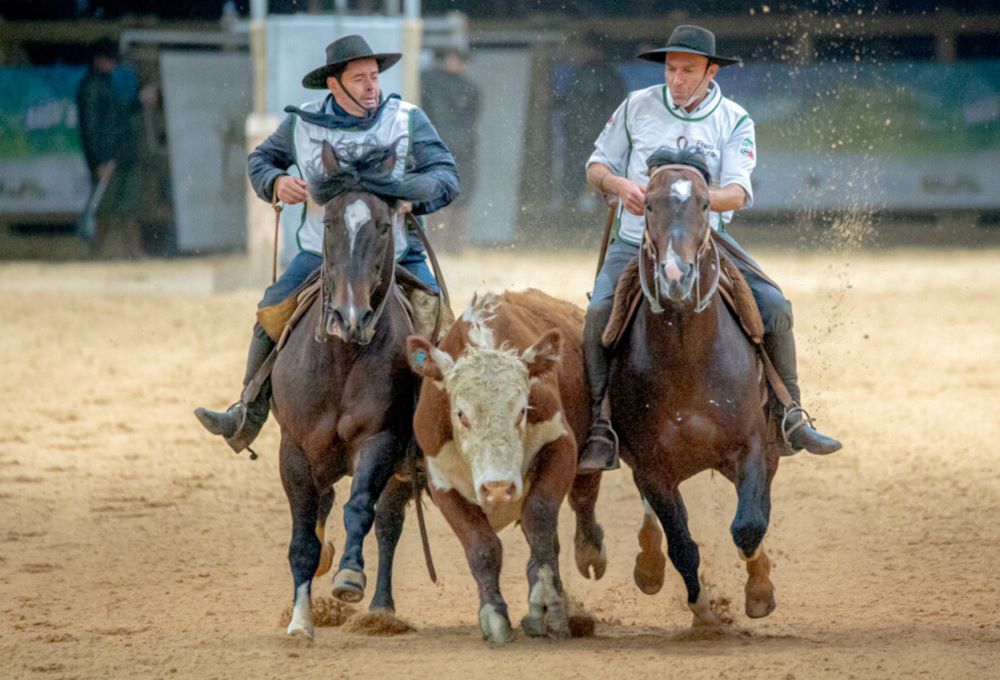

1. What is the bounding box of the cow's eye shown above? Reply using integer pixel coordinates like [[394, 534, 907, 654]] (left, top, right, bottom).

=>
[[456, 410, 470, 428], [515, 407, 527, 427]]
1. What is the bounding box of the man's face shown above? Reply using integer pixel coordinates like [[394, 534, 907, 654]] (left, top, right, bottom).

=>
[[327, 57, 381, 115], [664, 52, 719, 109]]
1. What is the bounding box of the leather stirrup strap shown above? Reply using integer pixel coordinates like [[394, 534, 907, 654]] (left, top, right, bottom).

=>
[[406, 213, 451, 342], [757, 345, 794, 410]]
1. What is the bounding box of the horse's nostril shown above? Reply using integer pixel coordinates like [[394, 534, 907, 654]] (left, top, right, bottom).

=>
[[358, 308, 374, 328]]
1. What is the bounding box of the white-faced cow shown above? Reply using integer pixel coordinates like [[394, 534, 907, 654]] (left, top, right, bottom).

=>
[[407, 289, 606, 645]]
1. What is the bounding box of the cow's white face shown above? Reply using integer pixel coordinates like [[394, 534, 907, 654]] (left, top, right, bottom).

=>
[[445, 347, 532, 506], [408, 314, 563, 510]]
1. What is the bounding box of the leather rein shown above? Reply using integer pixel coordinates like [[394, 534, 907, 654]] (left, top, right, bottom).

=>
[[638, 164, 720, 315]]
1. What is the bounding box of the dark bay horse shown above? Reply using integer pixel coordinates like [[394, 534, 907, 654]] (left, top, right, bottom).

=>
[[274, 140, 419, 639], [610, 147, 779, 626]]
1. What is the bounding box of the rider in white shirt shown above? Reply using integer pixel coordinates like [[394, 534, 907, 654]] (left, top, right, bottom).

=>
[[578, 25, 842, 472]]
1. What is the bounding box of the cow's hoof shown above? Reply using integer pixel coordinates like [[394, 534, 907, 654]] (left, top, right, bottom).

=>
[[745, 589, 776, 619], [332, 568, 366, 604], [479, 604, 514, 646], [574, 539, 607, 580], [286, 620, 314, 640]]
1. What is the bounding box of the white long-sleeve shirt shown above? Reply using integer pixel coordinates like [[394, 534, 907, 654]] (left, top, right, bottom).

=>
[[587, 81, 756, 245]]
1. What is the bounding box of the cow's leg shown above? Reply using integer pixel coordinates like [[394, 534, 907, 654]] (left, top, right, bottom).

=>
[[314, 489, 335, 578], [633, 497, 667, 594], [520, 437, 575, 640], [433, 487, 512, 646], [280, 438, 322, 639], [730, 438, 777, 618], [638, 475, 720, 627], [569, 471, 606, 580], [333, 431, 403, 604], [368, 474, 411, 613]]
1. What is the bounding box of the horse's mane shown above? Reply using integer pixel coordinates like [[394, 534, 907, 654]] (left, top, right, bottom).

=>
[[647, 146, 711, 184], [309, 143, 397, 206]]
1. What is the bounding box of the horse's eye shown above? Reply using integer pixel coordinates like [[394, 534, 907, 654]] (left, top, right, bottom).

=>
[[702, 199, 710, 211], [378, 221, 392, 234], [645, 202, 652, 212]]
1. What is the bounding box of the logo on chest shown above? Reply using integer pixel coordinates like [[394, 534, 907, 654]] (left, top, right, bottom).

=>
[[691, 140, 719, 159]]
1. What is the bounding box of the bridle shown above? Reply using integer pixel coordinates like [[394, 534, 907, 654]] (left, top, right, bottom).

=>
[[638, 163, 720, 315], [316, 200, 398, 345]]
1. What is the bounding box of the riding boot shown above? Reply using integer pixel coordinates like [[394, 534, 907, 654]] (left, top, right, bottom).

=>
[[578, 303, 620, 472], [764, 330, 842, 456], [194, 324, 276, 453]]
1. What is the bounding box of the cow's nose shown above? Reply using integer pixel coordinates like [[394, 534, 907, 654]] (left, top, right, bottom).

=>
[[480, 481, 517, 505]]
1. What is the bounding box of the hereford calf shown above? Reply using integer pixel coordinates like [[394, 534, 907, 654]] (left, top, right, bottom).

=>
[[407, 290, 606, 645]]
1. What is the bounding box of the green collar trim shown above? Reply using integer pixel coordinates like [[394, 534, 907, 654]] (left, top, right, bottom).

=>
[[661, 84, 722, 122]]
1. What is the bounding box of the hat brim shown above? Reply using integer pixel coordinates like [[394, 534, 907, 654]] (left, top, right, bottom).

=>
[[302, 53, 403, 89], [637, 47, 741, 67]]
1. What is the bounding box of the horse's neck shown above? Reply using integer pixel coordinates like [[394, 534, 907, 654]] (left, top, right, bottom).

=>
[[638, 295, 722, 367]]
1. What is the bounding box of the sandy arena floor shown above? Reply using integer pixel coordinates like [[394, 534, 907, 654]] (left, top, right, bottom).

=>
[[1, 247, 998, 679]]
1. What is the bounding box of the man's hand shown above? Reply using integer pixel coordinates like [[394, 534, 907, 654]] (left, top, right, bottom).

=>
[[274, 175, 309, 205], [609, 176, 647, 216]]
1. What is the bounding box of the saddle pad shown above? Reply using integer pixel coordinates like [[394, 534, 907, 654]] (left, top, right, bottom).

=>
[[600, 250, 764, 349]]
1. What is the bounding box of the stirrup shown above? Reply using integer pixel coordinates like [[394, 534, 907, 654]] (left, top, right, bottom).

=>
[[580, 418, 620, 471], [780, 404, 813, 450]]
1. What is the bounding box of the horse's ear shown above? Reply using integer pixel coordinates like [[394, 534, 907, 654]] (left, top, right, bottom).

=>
[[321, 140, 339, 174], [379, 149, 397, 176], [522, 329, 562, 380], [407, 335, 452, 382]]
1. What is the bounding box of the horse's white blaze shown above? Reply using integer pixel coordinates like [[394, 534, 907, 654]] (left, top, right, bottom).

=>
[[671, 178, 692, 202], [664, 240, 684, 282], [287, 582, 314, 638], [344, 198, 371, 255]]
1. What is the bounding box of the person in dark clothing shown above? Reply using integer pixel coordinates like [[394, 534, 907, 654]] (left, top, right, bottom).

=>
[[76, 37, 144, 258], [420, 48, 480, 250], [195, 35, 460, 454]]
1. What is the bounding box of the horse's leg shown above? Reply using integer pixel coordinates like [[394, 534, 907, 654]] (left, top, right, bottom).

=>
[[433, 487, 513, 646], [279, 438, 323, 639], [314, 488, 335, 578], [633, 497, 667, 594], [332, 431, 402, 604], [639, 477, 720, 627], [569, 471, 606, 580], [520, 437, 575, 640], [368, 474, 411, 613], [729, 439, 777, 618]]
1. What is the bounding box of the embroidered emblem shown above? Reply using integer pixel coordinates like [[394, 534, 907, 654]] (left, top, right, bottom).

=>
[[740, 136, 755, 160]]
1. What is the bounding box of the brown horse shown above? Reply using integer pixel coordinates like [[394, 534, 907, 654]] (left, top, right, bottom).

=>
[[273, 141, 419, 639], [610, 147, 779, 626]]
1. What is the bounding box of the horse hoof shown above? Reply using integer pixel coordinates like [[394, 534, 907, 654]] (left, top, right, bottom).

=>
[[479, 604, 514, 646], [286, 621, 315, 640], [314, 541, 335, 579], [633, 549, 666, 595], [520, 614, 545, 638], [745, 591, 776, 619], [689, 592, 722, 628], [574, 541, 607, 580], [332, 568, 366, 604]]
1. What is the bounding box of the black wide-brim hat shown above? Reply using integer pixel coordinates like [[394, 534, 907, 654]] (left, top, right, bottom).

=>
[[637, 25, 741, 67], [302, 34, 402, 89]]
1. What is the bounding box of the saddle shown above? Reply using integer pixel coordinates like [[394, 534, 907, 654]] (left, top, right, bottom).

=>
[[240, 267, 453, 407]]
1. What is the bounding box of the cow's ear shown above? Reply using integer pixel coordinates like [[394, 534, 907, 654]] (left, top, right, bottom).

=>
[[407, 335, 452, 381], [522, 329, 562, 380]]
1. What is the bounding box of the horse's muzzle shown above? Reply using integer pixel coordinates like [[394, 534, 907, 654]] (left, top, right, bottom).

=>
[[324, 305, 375, 345], [658, 259, 697, 303]]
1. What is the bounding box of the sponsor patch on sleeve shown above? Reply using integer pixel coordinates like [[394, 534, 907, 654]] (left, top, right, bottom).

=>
[[739, 136, 755, 160]]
